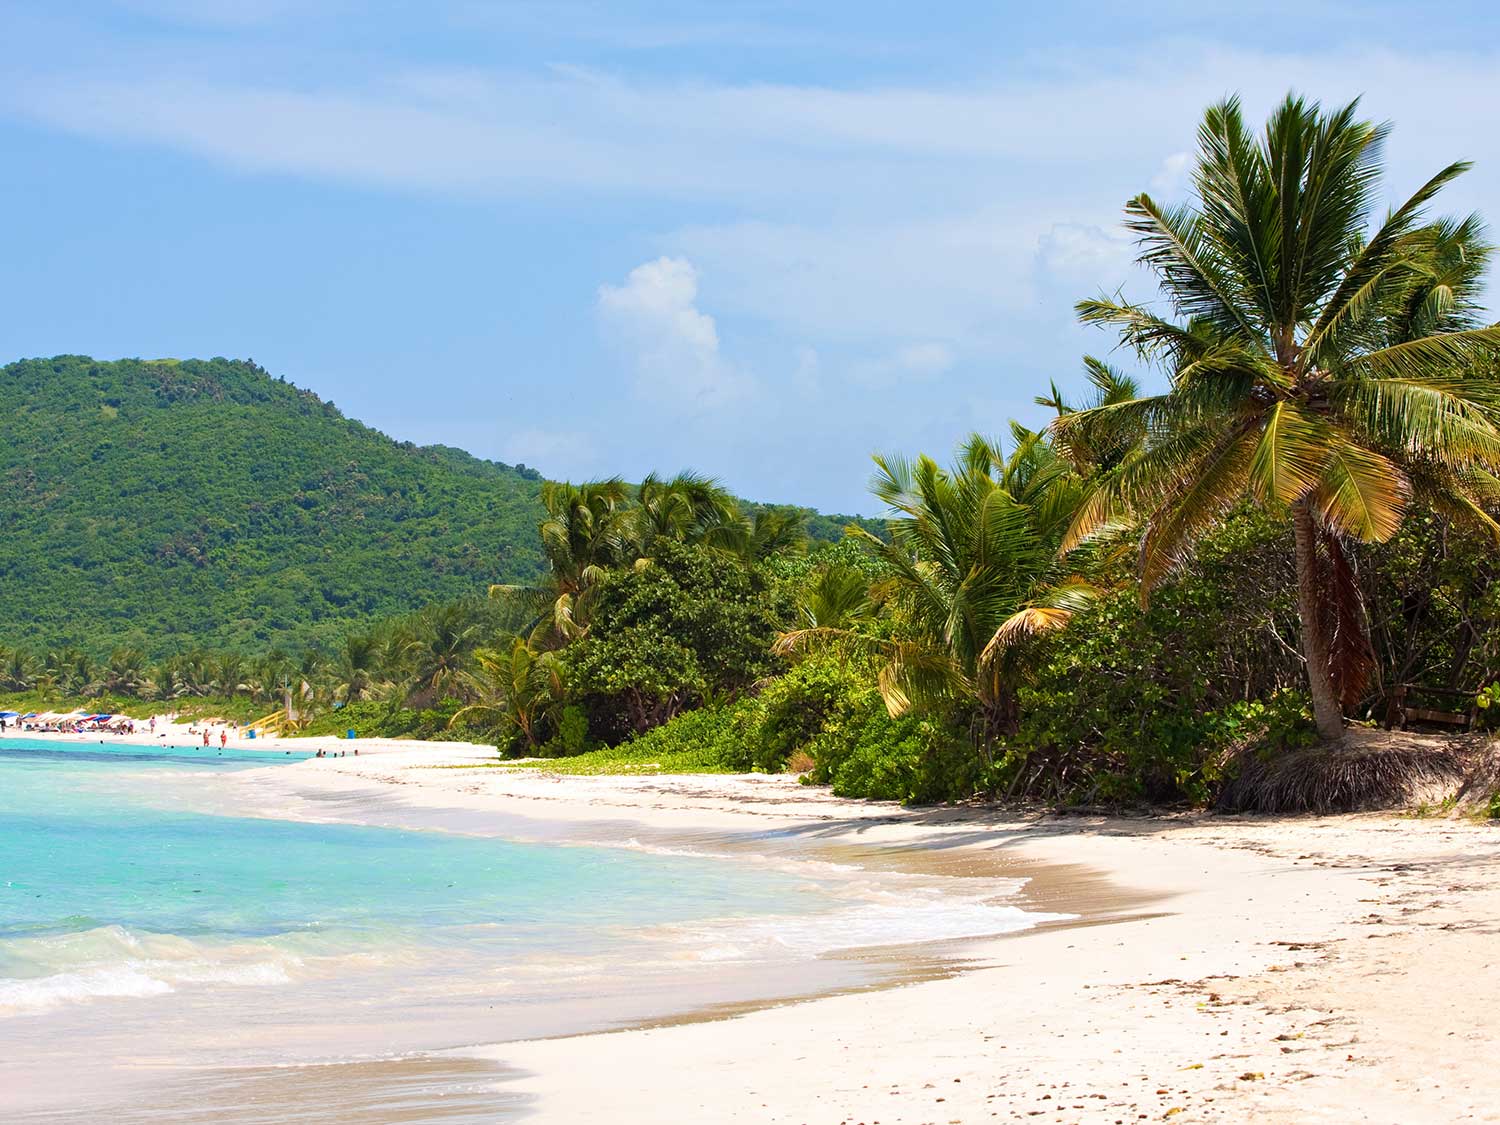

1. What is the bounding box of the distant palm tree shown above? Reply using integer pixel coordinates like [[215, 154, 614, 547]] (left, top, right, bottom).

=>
[[634, 472, 740, 553], [448, 637, 565, 751], [779, 432, 1098, 740], [404, 603, 485, 708], [332, 631, 385, 703], [493, 479, 634, 644], [210, 653, 248, 697], [104, 648, 149, 696], [739, 507, 809, 561], [1060, 94, 1500, 739], [1, 647, 36, 693]]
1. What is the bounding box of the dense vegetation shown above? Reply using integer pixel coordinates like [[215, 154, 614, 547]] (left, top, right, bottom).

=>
[[0, 356, 872, 658], [8, 94, 1500, 810]]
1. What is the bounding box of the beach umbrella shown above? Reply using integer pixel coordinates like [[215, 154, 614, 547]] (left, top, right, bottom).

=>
[[0, 711, 17, 718]]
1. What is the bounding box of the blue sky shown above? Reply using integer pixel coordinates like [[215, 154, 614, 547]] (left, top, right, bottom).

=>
[[2, 2, 1497, 513]]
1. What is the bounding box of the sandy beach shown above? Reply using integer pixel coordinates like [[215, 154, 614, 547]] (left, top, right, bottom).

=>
[[220, 739, 1500, 1124], [8, 727, 1500, 1122]]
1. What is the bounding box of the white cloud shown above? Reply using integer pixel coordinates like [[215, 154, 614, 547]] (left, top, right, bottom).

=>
[[1151, 150, 1192, 196], [851, 341, 957, 386], [1035, 222, 1135, 290], [597, 257, 749, 408]]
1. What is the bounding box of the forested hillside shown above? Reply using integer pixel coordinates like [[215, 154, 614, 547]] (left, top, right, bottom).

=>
[[0, 356, 550, 655], [0, 356, 873, 658]]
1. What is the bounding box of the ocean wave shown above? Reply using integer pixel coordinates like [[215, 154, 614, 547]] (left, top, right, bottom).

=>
[[0, 925, 300, 1015], [653, 893, 1072, 962]]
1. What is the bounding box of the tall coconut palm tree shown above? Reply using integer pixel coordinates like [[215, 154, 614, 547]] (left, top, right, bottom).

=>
[[634, 472, 741, 553], [778, 432, 1099, 740], [1059, 94, 1500, 740], [332, 630, 385, 704]]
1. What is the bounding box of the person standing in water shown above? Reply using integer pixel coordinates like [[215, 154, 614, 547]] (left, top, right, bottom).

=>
[[219, 730, 227, 749]]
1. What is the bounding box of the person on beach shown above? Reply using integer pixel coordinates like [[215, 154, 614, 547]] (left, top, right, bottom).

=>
[[219, 730, 227, 748]]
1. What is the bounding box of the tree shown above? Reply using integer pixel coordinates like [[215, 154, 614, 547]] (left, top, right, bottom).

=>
[[633, 472, 741, 555], [565, 540, 786, 739], [331, 630, 385, 704], [495, 479, 634, 645], [1061, 94, 1500, 739], [779, 432, 1100, 741], [448, 637, 564, 751], [403, 602, 485, 708]]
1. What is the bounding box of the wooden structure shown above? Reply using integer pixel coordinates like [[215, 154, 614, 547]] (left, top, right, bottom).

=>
[[1383, 684, 1478, 731]]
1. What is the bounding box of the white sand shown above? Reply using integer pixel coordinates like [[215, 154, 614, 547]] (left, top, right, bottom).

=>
[[11, 731, 1498, 1121], [267, 748, 1500, 1123]]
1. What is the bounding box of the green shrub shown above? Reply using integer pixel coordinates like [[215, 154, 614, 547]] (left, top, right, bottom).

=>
[[806, 700, 978, 803], [496, 699, 759, 775], [750, 659, 867, 772]]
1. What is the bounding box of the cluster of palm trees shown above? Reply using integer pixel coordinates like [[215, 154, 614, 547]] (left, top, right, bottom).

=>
[[781, 94, 1500, 748], [505, 474, 807, 646], [455, 474, 811, 748], [0, 599, 505, 717]]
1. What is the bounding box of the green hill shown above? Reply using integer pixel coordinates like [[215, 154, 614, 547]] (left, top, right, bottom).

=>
[[1, 356, 877, 658], [1, 356, 548, 656]]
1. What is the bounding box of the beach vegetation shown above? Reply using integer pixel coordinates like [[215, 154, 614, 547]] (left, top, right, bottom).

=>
[[1058, 94, 1500, 741], [8, 92, 1500, 813]]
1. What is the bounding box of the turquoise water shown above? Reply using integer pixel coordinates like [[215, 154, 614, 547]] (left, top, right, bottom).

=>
[[0, 738, 1050, 1119], [0, 740, 826, 1018]]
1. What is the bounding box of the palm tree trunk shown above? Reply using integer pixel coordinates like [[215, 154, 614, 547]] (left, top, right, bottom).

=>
[[1292, 502, 1345, 741]]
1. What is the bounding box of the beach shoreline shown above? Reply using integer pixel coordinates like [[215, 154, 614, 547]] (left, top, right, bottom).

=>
[[10, 733, 1500, 1122], [240, 745, 1500, 1123]]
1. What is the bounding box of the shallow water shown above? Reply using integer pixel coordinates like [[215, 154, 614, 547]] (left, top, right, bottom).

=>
[[0, 738, 1053, 1120]]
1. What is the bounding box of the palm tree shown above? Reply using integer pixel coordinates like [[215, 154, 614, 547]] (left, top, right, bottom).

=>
[[634, 472, 741, 553], [448, 637, 565, 751], [1, 647, 36, 693], [403, 602, 485, 708], [211, 653, 248, 698], [494, 479, 635, 644], [1059, 93, 1500, 740], [794, 564, 876, 632], [332, 631, 385, 704], [778, 432, 1099, 740], [739, 507, 809, 561], [104, 648, 148, 696]]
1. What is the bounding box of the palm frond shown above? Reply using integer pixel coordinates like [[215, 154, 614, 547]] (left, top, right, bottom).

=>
[[1248, 401, 1329, 505], [1310, 440, 1409, 541]]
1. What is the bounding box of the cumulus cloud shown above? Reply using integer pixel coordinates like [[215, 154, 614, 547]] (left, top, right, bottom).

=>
[[1035, 222, 1135, 290], [596, 257, 749, 408]]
